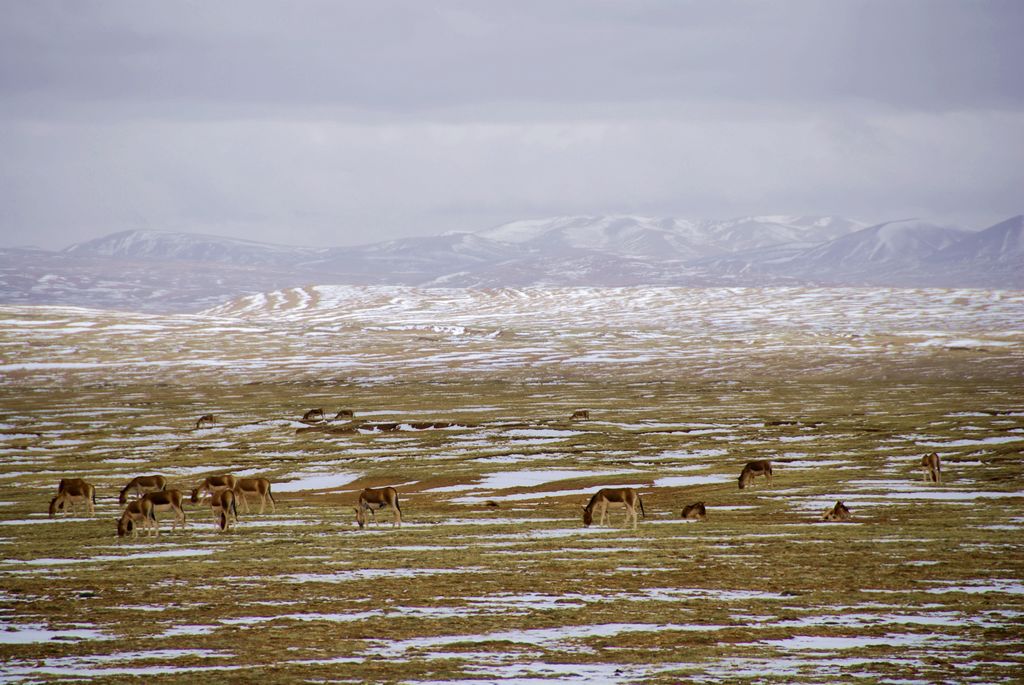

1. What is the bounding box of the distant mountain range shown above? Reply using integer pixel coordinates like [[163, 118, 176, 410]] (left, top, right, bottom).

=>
[[1, 214, 1021, 312]]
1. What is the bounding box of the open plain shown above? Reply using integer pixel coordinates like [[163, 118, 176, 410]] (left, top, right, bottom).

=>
[[1, 286, 1022, 683]]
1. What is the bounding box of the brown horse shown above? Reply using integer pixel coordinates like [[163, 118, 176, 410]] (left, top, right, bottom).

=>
[[570, 410, 590, 421], [334, 409, 354, 421], [143, 489, 187, 531], [821, 500, 852, 521], [920, 452, 942, 483], [195, 414, 216, 429], [354, 487, 402, 528], [582, 488, 644, 529], [234, 478, 276, 514], [119, 475, 167, 504], [302, 408, 326, 422], [681, 502, 707, 520], [117, 498, 158, 537], [191, 475, 237, 504], [49, 479, 96, 518], [210, 489, 239, 531], [738, 460, 773, 489]]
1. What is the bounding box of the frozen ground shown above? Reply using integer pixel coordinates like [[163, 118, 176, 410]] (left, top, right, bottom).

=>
[[0, 286, 1022, 683]]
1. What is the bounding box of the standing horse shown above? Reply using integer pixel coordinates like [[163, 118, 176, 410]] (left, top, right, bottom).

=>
[[234, 478, 277, 514], [119, 475, 167, 504], [582, 488, 644, 529], [920, 452, 942, 483], [738, 460, 773, 489], [354, 487, 402, 528], [50, 479, 96, 517]]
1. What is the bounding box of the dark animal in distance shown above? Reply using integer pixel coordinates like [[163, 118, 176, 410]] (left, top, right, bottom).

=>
[[570, 410, 590, 421], [195, 414, 216, 429], [822, 500, 851, 521], [681, 502, 707, 520], [302, 408, 326, 422], [334, 409, 354, 421], [920, 452, 942, 483], [738, 460, 773, 489]]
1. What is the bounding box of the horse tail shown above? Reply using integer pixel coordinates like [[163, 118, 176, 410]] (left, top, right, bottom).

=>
[[639, 494, 646, 519]]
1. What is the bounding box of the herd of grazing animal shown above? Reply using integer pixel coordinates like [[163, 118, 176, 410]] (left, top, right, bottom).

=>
[[46, 473, 275, 537], [49, 409, 947, 534]]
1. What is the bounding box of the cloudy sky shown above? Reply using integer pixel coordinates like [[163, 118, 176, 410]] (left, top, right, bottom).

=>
[[1, 1, 1021, 249]]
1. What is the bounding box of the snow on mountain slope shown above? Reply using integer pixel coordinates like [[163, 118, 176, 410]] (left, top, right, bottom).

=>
[[64, 230, 324, 267], [789, 219, 969, 272], [928, 215, 1024, 263], [704, 215, 864, 250], [477, 214, 863, 259]]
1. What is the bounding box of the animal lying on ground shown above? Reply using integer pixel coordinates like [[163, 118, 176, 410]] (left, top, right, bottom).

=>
[[302, 408, 325, 422], [821, 500, 851, 521], [681, 501, 707, 520]]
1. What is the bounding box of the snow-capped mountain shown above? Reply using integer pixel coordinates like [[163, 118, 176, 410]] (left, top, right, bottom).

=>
[[477, 214, 864, 260], [64, 229, 325, 267], [927, 215, 1024, 263], [785, 219, 969, 276], [2, 214, 1020, 312]]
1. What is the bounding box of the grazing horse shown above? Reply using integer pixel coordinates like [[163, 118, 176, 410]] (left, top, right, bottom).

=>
[[582, 488, 645, 529], [302, 408, 326, 422], [354, 487, 402, 528], [570, 410, 590, 421], [195, 414, 216, 429], [191, 475, 237, 504], [143, 489, 187, 531], [334, 409, 354, 421], [233, 478, 276, 514], [822, 500, 852, 521], [738, 460, 773, 489], [921, 452, 942, 483], [49, 479, 96, 518], [681, 501, 707, 520], [117, 498, 158, 537], [119, 475, 167, 504], [209, 489, 239, 531]]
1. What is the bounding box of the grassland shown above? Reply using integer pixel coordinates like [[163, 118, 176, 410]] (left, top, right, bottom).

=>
[[1, 287, 1022, 683]]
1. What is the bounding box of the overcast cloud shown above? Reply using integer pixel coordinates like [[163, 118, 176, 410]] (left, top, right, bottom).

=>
[[1, 0, 1021, 249]]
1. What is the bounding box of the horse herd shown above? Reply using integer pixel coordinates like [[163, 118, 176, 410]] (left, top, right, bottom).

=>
[[47, 452, 942, 536]]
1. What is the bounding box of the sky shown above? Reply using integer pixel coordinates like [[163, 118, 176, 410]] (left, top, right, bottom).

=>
[[1, 0, 1022, 249]]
